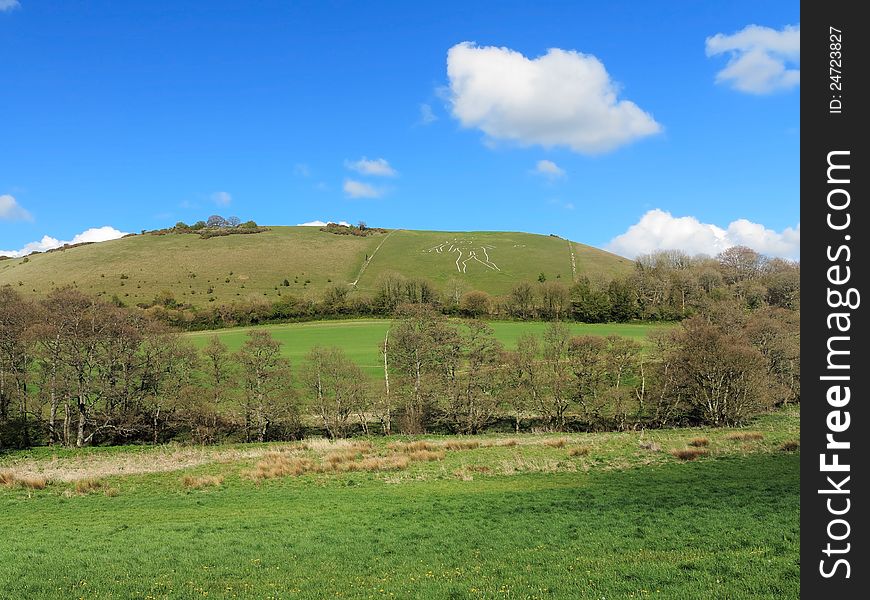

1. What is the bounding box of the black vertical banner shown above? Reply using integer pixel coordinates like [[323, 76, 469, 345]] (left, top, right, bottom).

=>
[[802, 2, 868, 597]]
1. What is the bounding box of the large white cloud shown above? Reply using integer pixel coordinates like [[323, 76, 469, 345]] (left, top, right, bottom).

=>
[[0, 194, 32, 221], [297, 220, 352, 227], [1, 226, 129, 258], [607, 209, 799, 259], [0, 1, 21, 13], [343, 179, 384, 199], [706, 24, 800, 94], [446, 42, 662, 154], [345, 157, 397, 177]]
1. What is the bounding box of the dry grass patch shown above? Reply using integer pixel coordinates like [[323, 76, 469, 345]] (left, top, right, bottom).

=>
[[568, 446, 591, 457], [388, 441, 438, 453], [639, 441, 661, 452], [443, 440, 480, 451], [75, 478, 104, 494], [688, 437, 709, 447], [407, 449, 445, 462], [182, 475, 225, 489], [543, 438, 567, 448], [671, 448, 709, 461], [0, 471, 15, 487], [1, 471, 48, 490], [779, 439, 800, 452], [251, 454, 321, 480], [325, 450, 365, 466], [726, 432, 764, 442]]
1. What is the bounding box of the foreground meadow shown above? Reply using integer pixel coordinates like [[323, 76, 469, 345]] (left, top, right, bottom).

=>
[[0, 406, 799, 599]]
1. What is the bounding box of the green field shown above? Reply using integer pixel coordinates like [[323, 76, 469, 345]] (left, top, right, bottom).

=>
[[0, 227, 632, 308], [186, 319, 672, 377], [0, 407, 800, 599]]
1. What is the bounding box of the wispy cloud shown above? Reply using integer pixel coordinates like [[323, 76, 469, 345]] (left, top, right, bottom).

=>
[[706, 24, 800, 94], [419, 103, 437, 125], [0, 1, 21, 13], [533, 160, 566, 180], [293, 163, 311, 177], [0, 226, 129, 258], [211, 191, 232, 206], [345, 157, 397, 177], [343, 179, 384, 199], [0, 194, 32, 221]]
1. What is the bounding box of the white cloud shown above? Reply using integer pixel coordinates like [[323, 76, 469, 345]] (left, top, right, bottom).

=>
[[0, 226, 128, 258], [706, 24, 800, 94], [0, 194, 32, 221], [419, 103, 437, 125], [0, 1, 21, 13], [345, 157, 397, 177], [297, 220, 352, 227], [343, 179, 384, 199], [446, 42, 662, 154], [607, 209, 799, 259], [533, 159, 565, 179], [211, 191, 232, 206]]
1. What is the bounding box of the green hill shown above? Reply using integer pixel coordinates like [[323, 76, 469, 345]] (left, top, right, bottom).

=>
[[0, 226, 632, 307]]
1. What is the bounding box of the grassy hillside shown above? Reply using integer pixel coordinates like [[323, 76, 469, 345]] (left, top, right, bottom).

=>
[[185, 319, 672, 378], [0, 226, 632, 308], [0, 407, 799, 599]]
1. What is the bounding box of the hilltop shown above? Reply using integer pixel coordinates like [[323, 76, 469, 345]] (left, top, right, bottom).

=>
[[0, 225, 632, 307]]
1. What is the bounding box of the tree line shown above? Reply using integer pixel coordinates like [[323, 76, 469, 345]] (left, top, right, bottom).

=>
[[134, 245, 799, 330], [1, 281, 798, 449]]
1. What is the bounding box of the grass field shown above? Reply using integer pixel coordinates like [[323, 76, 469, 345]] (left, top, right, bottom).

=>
[[353, 229, 632, 296], [0, 227, 632, 308], [0, 407, 799, 599], [185, 319, 673, 377]]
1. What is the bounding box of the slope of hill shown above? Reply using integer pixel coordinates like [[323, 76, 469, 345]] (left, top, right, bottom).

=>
[[0, 226, 632, 307]]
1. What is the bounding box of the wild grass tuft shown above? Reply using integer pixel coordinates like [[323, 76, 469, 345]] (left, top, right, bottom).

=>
[[725, 432, 764, 442], [779, 439, 800, 452], [670, 448, 709, 461], [543, 438, 567, 448], [688, 437, 709, 447], [567, 446, 591, 457], [182, 475, 225, 489]]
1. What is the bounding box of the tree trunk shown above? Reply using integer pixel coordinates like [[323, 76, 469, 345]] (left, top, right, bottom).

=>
[[76, 396, 86, 448]]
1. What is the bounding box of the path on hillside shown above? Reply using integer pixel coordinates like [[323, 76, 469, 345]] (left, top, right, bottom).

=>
[[567, 240, 577, 282], [349, 229, 401, 286]]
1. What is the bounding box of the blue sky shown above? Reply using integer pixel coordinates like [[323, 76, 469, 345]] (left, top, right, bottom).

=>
[[0, 0, 799, 259]]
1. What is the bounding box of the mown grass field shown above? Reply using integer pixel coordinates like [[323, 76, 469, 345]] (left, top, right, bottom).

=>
[[185, 319, 673, 377], [0, 407, 800, 599], [0, 227, 631, 308]]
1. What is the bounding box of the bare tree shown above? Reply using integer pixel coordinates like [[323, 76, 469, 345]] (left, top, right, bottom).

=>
[[235, 330, 295, 442]]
